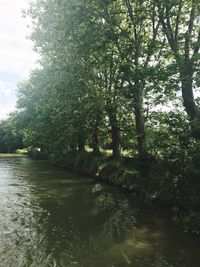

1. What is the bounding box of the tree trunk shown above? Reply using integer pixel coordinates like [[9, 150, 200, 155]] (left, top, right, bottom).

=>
[[111, 124, 121, 158], [92, 127, 100, 155], [77, 135, 85, 153], [134, 103, 148, 159], [108, 109, 121, 158], [180, 63, 200, 138], [180, 63, 197, 119], [132, 83, 148, 160]]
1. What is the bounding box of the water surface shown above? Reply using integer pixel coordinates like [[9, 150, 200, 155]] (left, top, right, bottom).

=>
[[0, 157, 199, 267]]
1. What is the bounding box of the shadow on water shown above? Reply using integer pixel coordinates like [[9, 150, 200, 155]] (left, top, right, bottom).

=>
[[0, 157, 199, 267]]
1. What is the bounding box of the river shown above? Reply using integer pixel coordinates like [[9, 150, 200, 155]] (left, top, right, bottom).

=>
[[0, 156, 199, 267]]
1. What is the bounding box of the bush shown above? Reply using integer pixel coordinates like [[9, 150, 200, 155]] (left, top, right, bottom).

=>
[[28, 149, 48, 160]]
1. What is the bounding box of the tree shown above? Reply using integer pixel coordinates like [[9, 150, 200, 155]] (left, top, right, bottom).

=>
[[0, 115, 24, 153], [156, 0, 200, 137]]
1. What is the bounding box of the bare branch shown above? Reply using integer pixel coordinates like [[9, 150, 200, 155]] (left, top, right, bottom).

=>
[[125, 0, 134, 22], [156, 0, 179, 60], [185, 0, 197, 60], [144, 20, 160, 68], [175, 0, 183, 45]]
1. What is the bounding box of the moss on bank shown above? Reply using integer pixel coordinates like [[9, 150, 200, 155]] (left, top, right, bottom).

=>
[[48, 151, 144, 193]]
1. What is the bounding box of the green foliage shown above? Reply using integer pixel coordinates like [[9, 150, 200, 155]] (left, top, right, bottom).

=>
[[179, 212, 200, 234], [0, 115, 24, 153], [0, 0, 199, 232], [28, 149, 48, 160], [146, 109, 191, 158]]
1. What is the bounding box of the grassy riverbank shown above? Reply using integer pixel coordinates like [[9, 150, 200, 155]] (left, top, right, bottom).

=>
[[29, 149, 200, 234], [0, 154, 25, 157]]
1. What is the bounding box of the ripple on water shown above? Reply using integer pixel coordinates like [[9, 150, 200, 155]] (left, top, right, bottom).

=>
[[0, 157, 200, 267]]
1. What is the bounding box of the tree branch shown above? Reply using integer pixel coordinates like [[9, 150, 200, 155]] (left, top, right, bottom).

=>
[[185, 0, 197, 60], [192, 28, 200, 62], [175, 0, 183, 45], [156, 0, 179, 60]]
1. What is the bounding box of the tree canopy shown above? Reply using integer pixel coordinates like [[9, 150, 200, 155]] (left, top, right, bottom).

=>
[[1, 0, 200, 160]]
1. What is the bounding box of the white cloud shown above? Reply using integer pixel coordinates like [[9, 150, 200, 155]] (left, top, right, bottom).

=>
[[0, 80, 17, 119], [0, 81, 13, 96], [0, 99, 16, 120], [0, 0, 38, 119]]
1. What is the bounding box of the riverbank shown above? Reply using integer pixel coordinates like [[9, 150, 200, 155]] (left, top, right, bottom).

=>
[[29, 149, 200, 234], [0, 153, 25, 157]]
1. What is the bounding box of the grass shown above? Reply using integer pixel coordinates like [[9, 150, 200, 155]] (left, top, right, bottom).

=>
[[0, 154, 25, 157], [85, 146, 136, 157]]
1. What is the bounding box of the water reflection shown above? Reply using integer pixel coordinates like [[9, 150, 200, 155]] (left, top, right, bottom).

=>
[[0, 157, 199, 267]]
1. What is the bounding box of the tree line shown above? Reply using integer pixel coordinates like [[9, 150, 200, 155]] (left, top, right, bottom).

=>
[[1, 0, 200, 160]]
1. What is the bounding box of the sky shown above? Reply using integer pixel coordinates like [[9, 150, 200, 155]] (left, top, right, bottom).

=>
[[0, 0, 38, 120]]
